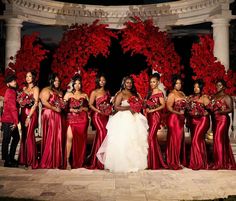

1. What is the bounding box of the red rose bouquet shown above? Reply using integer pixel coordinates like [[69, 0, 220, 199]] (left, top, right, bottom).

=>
[[206, 99, 226, 112], [50, 96, 66, 110], [128, 96, 143, 113], [187, 101, 206, 116], [146, 99, 160, 109], [17, 92, 34, 108], [98, 102, 112, 116]]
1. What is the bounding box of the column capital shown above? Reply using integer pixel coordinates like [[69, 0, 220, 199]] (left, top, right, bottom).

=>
[[5, 18, 23, 27], [211, 18, 230, 27]]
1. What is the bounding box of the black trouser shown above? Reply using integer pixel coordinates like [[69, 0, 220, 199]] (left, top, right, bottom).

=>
[[1, 122, 20, 162]]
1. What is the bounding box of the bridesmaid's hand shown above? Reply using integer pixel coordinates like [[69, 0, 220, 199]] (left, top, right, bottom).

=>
[[25, 117, 30, 127], [53, 106, 61, 113]]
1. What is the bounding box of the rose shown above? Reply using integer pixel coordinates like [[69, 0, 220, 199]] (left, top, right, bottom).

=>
[[128, 96, 143, 113]]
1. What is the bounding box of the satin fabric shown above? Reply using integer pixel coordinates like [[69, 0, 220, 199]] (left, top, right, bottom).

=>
[[64, 98, 89, 169], [147, 93, 168, 169], [18, 107, 38, 168], [211, 113, 236, 169], [87, 94, 110, 169], [40, 93, 63, 169], [189, 115, 210, 170], [97, 100, 149, 172], [166, 100, 186, 170]]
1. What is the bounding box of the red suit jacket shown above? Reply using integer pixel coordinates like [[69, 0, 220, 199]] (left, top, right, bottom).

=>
[[1, 88, 19, 125]]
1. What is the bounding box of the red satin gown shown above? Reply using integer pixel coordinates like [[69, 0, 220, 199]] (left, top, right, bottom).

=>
[[40, 92, 63, 169], [188, 101, 210, 170], [18, 92, 38, 168], [166, 99, 186, 170], [211, 100, 236, 169], [64, 97, 89, 169], [87, 93, 110, 169], [147, 92, 168, 169]]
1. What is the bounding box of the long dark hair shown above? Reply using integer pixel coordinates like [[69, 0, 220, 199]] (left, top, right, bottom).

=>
[[121, 76, 138, 97], [71, 74, 82, 93]]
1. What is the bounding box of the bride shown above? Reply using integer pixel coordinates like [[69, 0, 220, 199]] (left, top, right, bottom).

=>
[[97, 76, 149, 172]]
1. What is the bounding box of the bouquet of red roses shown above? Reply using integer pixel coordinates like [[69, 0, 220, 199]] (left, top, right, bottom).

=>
[[187, 101, 206, 116], [146, 99, 160, 109], [17, 91, 34, 108], [50, 96, 66, 110], [128, 96, 143, 113], [206, 99, 226, 112], [98, 102, 112, 116]]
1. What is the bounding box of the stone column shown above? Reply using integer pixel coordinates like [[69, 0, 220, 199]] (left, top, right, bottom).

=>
[[212, 18, 230, 71], [5, 18, 23, 67]]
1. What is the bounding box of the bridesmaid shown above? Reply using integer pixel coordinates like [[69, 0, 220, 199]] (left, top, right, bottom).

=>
[[87, 74, 111, 169], [166, 75, 187, 170], [18, 71, 39, 168], [63, 74, 89, 169], [188, 79, 210, 170], [211, 79, 236, 169], [145, 73, 168, 169], [40, 73, 64, 169]]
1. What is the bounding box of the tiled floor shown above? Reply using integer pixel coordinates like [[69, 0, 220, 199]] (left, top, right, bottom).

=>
[[0, 165, 236, 201]]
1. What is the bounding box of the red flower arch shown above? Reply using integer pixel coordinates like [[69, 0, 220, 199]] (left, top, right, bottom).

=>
[[0, 32, 48, 96], [190, 35, 236, 95], [51, 20, 117, 95], [121, 17, 182, 93]]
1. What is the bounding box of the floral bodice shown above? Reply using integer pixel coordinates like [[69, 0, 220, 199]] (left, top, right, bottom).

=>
[[17, 91, 35, 108], [68, 97, 88, 110], [146, 92, 163, 109]]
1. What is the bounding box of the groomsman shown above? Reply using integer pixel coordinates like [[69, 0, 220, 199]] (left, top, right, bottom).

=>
[[1, 73, 19, 167]]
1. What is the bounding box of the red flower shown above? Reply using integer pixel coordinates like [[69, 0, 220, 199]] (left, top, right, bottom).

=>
[[128, 96, 143, 113], [121, 17, 182, 90], [98, 103, 112, 116], [187, 101, 206, 116], [69, 98, 84, 109], [190, 35, 235, 95], [17, 91, 34, 107], [206, 99, 226, 112], [49, 96, 66, 110], [131, 70, 149, 99], [51, 21, 117, 91]]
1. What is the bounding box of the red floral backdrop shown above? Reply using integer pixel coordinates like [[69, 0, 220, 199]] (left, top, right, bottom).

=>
[[0, 32, 48, 96], [51, 20, 117, 95], [131, 69, 149, 99], [190, 35, 236, 95], [120, 17, 182, 91]]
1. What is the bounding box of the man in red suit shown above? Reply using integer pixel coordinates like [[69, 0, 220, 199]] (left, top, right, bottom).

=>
[[1, 74, 19, 167]]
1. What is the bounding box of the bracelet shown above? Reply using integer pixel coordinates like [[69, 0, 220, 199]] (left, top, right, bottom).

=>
[[27, 115, 31, 119]]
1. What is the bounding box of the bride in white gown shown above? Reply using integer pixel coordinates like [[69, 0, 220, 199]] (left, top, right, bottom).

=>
[[97, 76, 149, 172]]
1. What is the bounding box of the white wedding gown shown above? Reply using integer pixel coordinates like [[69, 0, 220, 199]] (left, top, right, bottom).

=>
[[97, 100, 149, 172]]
